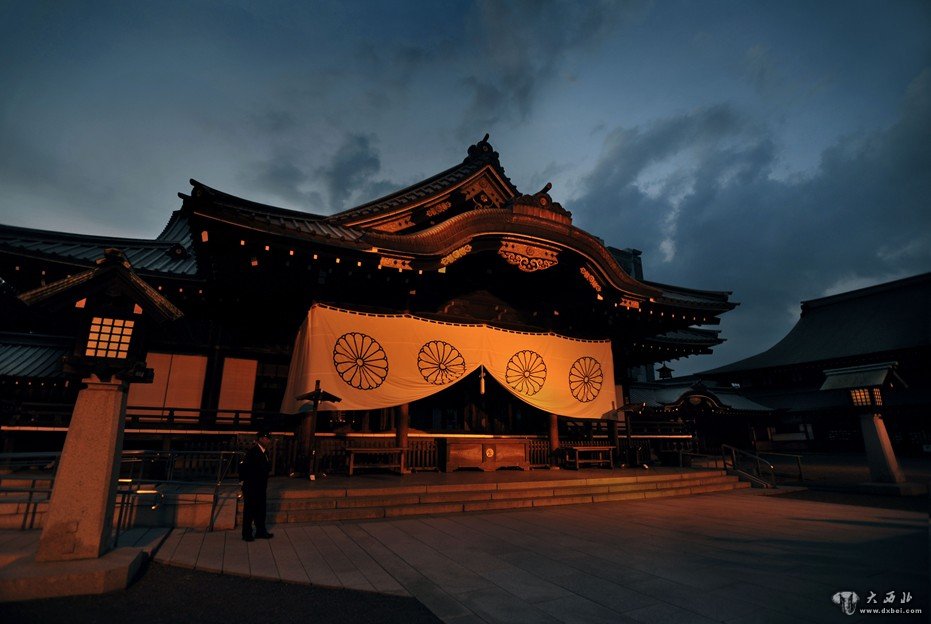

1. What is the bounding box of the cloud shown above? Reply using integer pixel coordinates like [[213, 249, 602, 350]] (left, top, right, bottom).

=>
[[249, 149, 323, 211], [315, 134, 395, 212], [456, 0, 647, 137], [572, 68, 931, 373]]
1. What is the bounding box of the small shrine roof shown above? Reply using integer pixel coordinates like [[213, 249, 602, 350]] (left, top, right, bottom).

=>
[[628, 380, 772, 412], [645, 280, 737, 311], [649, 328, 723, 346]]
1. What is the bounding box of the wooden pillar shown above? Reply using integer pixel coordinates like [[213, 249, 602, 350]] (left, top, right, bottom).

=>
[[608, 420, 619, 466], [37, 376, 127, 561], [396, 403, 410, 473], [548, 413, 560, 468]]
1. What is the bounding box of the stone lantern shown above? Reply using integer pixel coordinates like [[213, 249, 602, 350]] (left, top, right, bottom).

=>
[[17, 249, 182, 562]]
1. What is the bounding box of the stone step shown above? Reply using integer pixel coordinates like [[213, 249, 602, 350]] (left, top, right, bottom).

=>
[[259, 473, 746, 524], [264, 473, 738, 513]]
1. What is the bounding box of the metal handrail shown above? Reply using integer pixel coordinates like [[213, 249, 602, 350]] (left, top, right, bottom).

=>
[[755, 451, 804, 482], [721, 444, 776, 488], [677, 450, 724, 469], [0, 449, 244, 533]]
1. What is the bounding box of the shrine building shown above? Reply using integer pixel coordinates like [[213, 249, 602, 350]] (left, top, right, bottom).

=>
[[0, 136, 737, 470]]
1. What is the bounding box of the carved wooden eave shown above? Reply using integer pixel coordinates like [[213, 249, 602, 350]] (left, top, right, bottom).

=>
[[361, 208, 662, 301]]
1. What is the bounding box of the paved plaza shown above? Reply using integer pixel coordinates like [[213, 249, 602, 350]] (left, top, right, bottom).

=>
[[144, 490, 927, 623]]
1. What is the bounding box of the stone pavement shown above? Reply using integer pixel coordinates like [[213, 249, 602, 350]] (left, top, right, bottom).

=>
[[153, 491, 928, 623]]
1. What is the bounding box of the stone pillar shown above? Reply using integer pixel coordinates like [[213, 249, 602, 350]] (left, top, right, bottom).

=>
[[37, 376, 128, 562], [860, 413, 906, 484], [396, 403, 410, 473], [548, 413, 560, 468]]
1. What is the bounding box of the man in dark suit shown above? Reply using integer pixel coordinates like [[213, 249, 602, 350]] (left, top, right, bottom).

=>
[[240, 431, 274, 542]]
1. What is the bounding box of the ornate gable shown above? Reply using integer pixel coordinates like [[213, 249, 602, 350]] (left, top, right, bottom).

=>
[[326, 135, 518, 233]]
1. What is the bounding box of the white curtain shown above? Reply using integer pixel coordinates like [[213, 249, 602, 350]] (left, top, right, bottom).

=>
[[281, 304, 616, 419]]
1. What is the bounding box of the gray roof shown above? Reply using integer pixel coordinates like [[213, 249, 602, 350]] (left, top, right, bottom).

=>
[[704, 272, 931, 375], [0, 334, 68, 378], [185, 180, 366, 245], [0, 223, 198, 276]]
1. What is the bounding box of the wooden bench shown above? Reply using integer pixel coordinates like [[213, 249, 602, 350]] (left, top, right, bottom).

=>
[[345, 447, 407, 476], [566, 445, 615, 470]]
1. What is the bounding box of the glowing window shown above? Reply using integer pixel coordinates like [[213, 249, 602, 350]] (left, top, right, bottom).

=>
[[85, 317, 134, 359], [850, 389, 871, 406], [872, 388, 883, 406]]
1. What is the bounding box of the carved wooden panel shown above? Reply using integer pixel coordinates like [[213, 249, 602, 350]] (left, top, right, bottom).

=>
[[498, 240, 559, 272]]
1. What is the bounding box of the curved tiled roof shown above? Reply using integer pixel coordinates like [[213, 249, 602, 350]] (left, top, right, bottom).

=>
[[704, 272, 931, 374], [184, 180, 366, 245]]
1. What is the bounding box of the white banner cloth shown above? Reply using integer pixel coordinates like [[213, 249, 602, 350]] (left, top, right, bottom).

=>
[[281, 304, 616, 419]]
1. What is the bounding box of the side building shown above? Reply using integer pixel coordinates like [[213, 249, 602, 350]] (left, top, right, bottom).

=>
[[698, 273, 931, 456]]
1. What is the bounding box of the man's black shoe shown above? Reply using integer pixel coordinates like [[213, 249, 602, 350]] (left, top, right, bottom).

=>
[[242, 535, 254, 542], [255, 532, 274, 539]]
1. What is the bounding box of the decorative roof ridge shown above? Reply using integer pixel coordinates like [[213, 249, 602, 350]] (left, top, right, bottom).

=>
[[509, 182, 572, 225], [801, 271, 931, 312], [183, 179, 329, 221], [327, 134, 519, 223]]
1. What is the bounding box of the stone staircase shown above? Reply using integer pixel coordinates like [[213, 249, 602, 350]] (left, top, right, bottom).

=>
[[257, 469, 749, 525], [0, 470, 749, 530]]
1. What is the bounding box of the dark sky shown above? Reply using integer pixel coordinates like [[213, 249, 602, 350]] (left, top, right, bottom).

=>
[[1, 0, 929, 374]]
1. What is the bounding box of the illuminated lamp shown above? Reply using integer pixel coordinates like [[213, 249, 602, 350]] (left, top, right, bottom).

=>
[[822, 363, 910, 488], [19, 248, 184, 563]]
